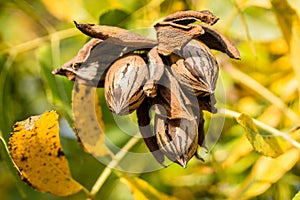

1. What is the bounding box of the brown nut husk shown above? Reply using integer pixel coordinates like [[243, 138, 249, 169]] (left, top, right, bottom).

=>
[[53, 22, 157, 88], [151, 68, 200, 167], [155, 68, 198, 120], [162, 10, 219, 26], [104, 54, 149, 115], [197, 25, 240, 59], [155, 24, 204, 56], [52, 38, 102, 81], [143, 47, 165, 98]]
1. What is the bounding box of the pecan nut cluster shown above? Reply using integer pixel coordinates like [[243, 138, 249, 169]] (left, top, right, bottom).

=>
[[53, 10, 240, 167]]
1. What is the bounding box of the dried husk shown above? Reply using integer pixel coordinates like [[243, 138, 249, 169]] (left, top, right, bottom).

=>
[[153, 68, 201, 167], [154, 24, 204, 56], [74, 22, 157, 48], [104, 54, 149, 115], [143, 47, 165, 98], [154, 9, 240, 59], [162, 10, 219, 26], [53, 22, 157, 88], [137, 68, 202, 167], [197, 25, 240, 59], [136, 99, 165, 165], [52, 38, 102, 81], [155, 68, 198, 120], [197, 94, 217, 113]]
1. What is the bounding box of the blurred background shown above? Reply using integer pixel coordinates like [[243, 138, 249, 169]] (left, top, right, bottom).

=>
[[1, 0, 300, 199]]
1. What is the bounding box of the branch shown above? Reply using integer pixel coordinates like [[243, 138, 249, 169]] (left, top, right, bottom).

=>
[[222, 62, 300, 123], [87, 136, 140, 200], [219, 108, 300, 149], [0, 28, 80, 55]]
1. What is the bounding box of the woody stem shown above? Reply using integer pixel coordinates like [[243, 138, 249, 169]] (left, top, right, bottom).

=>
[[88, 136, 140, 199]]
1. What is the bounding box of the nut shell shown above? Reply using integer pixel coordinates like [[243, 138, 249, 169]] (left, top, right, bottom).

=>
[[171, 39, 219, 96], [104, 54, 148, 115]]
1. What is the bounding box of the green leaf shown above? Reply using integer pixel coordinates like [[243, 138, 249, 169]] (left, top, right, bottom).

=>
[[293, 191, 300, 200], [36, 45, 73, 122], [121, 176, 179, 200], [236, 113, 289, 157], [99, 9, 129, 28]]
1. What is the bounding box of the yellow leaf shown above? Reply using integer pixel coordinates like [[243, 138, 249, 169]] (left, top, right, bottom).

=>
[[230, 148, 300, 199], [271, 0, 297, 44], [290, 15, 300, 108], [289, 127, 300, 143], [41, 0, 92, 21], [9, 111, 83, 196], [121, 176, 179, 200], [72, 83, 112, 158], [237, 113, 289, 157], [221, 136, 253, 168], [271, 0, 300, 108], [293, 191, 300, 200]]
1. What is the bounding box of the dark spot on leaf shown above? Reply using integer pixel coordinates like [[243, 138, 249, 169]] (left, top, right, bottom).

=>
[[65, 177, 71, 181], [74, 83, 79, 92], [21, 176, 34, 187], [57, 148, 64, 157], [21, 155, 28, 162], [85, 88, 91, 95], [48, 124, 56, 130], [30, 132, 38, 137]]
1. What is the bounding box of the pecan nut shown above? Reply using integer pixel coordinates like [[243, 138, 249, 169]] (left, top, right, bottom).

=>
[[104, 54, 148, 115], [171, 39, 219, 96], [154, 113, 198, 167]]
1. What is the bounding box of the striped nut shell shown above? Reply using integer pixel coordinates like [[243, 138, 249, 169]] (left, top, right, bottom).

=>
[[154, 113, 198, 167], [171, 39, 219, 96], [104, 54, 149, 115]]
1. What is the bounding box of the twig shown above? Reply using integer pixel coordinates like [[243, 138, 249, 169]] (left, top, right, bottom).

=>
[[88, 136, 140, 200], [219, 108, 300, 149], [222, 62, 300, 123], [0, 28, 80, 55]]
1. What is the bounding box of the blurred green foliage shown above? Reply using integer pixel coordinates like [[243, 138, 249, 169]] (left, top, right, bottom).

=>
[[1, 0, 300, 199]]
